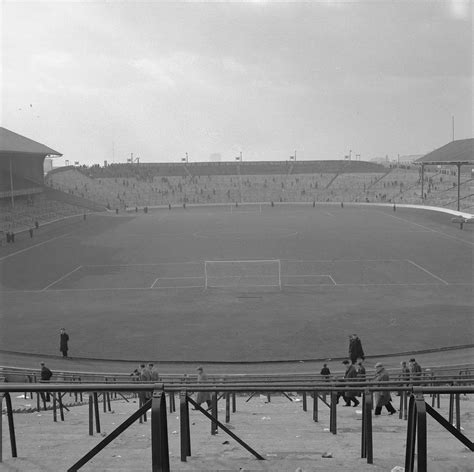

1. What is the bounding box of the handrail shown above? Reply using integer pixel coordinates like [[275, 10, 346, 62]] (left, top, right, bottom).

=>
[[1, 383, 473, 393]]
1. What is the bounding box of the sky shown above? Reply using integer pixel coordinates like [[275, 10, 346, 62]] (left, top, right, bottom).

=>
[[1, 0, 472, 166]]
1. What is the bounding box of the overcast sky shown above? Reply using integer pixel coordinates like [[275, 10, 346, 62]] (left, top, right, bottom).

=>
[[1, 0, 472, 165]]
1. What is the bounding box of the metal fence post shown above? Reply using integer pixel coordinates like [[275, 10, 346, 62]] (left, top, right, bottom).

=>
[[302, 391, 307, 412], [211, 392, 218, 435], [313, 391, 318, 422], [330, 391, 337, 434], [4, 393, 17, 458], [151, 387, 169, 472], [93, 392, 101, 433], [405, 394, 416, 472], [232, 393, 236, 413], [88, 394, 94, 436], [225, 392, 230, 423], [180, 391, 191, 462]]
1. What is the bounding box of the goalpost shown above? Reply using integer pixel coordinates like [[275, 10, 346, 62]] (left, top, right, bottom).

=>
[[204, 259, 281, 289]]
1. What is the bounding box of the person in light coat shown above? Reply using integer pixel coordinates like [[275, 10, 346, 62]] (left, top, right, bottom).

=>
[[373, 362, 396, 415], [195, 366, 212, 410]]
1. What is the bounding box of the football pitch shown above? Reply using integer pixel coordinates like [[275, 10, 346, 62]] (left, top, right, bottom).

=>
[[0, 204, 472, 363]]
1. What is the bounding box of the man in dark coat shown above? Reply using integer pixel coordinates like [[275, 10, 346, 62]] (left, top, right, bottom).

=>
[[59, 328, 69, 357], [341, 360, 360, 407], [348, 334, 365, 364], [40, 362, 53, 402]]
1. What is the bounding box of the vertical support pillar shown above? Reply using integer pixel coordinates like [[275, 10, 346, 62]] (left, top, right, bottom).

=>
[[312, 391, 318, 422], [88, 394, 94, 435], [302, 391, 307, 412], [0, 394, 3, 463], [93, 392, 101, 433], [107, 392, 112, 412], [448, 393, 454, 424], [225, 392, 230, 423], [211, 392, 218, 435], [330, 391, 337, 434], [405, 395, 417, 472], [415, 394, 427, 472], [232, 393, 236, 413], [4, 393, 17, 458], [455, 393, 461, 430], [362, 391, 373, 464], [52, 393, 58, 422], [151, 387, 169, 472], [180, 391, 191, 462]]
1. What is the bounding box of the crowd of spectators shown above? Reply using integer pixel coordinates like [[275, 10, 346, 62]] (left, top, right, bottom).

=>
[[44, 163, 473, 212]]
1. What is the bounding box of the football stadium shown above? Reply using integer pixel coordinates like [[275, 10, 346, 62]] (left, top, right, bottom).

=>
[[0, 128, 473, 471], [1, 2, 473, 470]]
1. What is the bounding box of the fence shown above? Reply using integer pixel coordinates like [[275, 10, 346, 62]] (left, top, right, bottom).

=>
[[0, 377, 472, 472]]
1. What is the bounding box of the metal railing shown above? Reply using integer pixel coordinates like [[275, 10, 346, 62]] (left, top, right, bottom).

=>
[[0, 379, 472, 472]]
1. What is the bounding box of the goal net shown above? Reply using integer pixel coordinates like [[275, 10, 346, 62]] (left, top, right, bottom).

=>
[[204, 260, 281, 289]]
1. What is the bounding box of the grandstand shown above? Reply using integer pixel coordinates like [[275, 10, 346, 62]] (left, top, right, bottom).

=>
[[0, 128, 106, 235], [45, 143, 474, 211]]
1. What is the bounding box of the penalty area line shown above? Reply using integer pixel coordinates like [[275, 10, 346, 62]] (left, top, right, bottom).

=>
[[406, 260, 449, 285], [0, 232, 73, 262], [42, 265, 83, 291]]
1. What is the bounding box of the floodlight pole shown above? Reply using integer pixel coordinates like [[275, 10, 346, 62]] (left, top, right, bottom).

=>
[[456, 164, 461, 211], [9, 156, 14, 209]]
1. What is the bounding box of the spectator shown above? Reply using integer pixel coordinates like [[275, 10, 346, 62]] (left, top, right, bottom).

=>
[[149, 363, 160, 382], [341, 359, 360, 407], [59, 328, 69, 358], [409, 358, 422, 381], [373, 362, 396, 415], [356, 358, 366, 379], [40, 362, 53, 402], [320, 363, 331, 380], [194, 366, 212, 410], [348, 334, 365, 364]]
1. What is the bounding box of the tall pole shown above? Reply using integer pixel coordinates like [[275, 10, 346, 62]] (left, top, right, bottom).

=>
[[9, 156, 14, 209], [457, 164, 461, 211]]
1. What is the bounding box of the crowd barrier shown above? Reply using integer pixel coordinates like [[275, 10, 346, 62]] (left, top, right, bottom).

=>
[[0, 377, 472, 472]]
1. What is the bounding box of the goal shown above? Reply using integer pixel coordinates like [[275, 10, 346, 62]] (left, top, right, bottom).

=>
[[204, 260, 281, 289]]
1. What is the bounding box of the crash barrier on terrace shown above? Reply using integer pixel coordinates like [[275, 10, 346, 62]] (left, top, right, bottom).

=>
[[0, 377, 472, 472]]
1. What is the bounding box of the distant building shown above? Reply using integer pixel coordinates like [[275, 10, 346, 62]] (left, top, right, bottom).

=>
[[209, 153, 222, 162]]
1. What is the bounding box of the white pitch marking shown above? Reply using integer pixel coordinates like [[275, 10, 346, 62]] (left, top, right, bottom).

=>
[[406, 260, 449, 285], [154, 276, 204, 279], [150, 278, 159, 289], [42, 265, 83, 291], [376, 211, 474, 246], [328, 275, 337, 285], [83, 261, 202, 267], [0, 232, 72, 262]]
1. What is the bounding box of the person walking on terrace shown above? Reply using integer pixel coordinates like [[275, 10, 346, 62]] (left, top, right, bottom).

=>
[[59, 328, 69, 358], [39, 362, 53, 402], [373, 362, 396, 415], [194, 366, 212, 410], [348, 334, 365, 365], [341, 359, 360, 407]]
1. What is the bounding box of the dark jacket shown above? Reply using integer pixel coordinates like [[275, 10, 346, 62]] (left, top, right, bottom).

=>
[[60, 333, 69, 351], [41, 366, 53, 381], [349, 337, 365, 363], [344, 364, 358, 398]]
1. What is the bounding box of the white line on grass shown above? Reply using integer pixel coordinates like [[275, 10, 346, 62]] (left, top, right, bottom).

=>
[[0, 233, 72, 263], [150, 278, 159, 288], [42, 265, 83, 291], [328, 275, 337, 285], [375, 211, 474, 246], [406, 260, 449, 285]]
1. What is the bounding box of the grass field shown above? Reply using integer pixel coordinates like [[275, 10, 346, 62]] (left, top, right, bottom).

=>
[[0, 203, 472, 363]]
